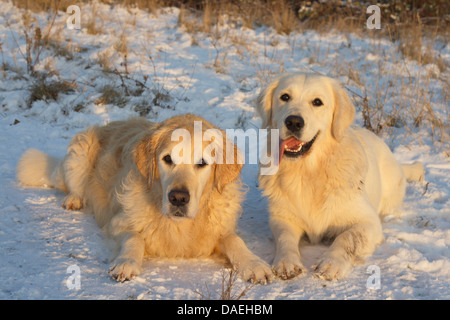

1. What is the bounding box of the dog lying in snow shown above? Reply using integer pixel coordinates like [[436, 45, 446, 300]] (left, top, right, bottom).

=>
[[17, 114, 273, 284], [256, 73, 424, 280]]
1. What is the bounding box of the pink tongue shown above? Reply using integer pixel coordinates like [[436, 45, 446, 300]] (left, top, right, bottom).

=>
[[279, 137, 302, 163]]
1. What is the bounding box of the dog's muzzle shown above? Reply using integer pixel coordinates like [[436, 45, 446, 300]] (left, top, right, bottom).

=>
[[284, 115, 304, 133], [168, 189, 190, 218]]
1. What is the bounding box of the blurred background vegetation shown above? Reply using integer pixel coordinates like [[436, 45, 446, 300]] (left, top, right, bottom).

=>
[[11, 0, 450, 31]]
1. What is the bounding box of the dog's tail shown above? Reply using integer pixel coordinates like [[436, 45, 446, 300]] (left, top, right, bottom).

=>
[[401, 161, 425, 183], [16, 148, 67, 191]]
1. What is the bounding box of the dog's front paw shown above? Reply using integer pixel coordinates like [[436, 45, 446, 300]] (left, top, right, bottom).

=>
[[238, 259, 274, 285], [313, 255, 352, 281], [109, 258, 141, 282], [272, 254, 306, 280], [62, 194, 83, 211]]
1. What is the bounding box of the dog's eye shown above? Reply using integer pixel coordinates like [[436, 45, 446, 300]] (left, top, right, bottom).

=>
[[312, 98, 323, 107], [197, 158, 208, 168], [280, 94, 291, 102], [162, 154, 173, 165]]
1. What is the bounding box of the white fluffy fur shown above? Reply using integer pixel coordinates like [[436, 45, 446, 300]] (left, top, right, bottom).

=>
[[17, 115, 273, 284], [257, 73, 425, 280]]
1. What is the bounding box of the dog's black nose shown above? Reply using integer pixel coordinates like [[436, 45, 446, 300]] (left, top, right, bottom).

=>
[[168, 190, 190, 206], [284, 115, 304, 133]]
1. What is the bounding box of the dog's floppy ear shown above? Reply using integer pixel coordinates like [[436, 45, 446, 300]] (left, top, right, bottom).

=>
[[134, 128, 162, 186], [256, 78, 280, 129], [331, 80, 355, 141], [214, 140, 243, 193]]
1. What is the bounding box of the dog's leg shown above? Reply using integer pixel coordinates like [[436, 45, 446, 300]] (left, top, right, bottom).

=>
[[62, 128, 99, 210], [109, 232, 145, 282], [271, 216, 306, 280], [313, 218, 383, 281], [219, 233, 274, 284]]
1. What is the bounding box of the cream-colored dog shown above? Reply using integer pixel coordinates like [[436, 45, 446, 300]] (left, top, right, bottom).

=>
[[17, 115, 273, 284], [256, 73, 424, 281]]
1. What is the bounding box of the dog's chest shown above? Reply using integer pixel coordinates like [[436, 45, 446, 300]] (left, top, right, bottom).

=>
[[275, 169, 346, 241], [143, 220, 218, 258], [292, 179, 329, 225]]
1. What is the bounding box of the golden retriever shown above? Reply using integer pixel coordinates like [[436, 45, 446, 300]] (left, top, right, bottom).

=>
[[256, 73, 424, 281], [16, 115, 273, 284]]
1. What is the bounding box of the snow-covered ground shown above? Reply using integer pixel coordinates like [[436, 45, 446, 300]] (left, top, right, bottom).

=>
[[0, 2, 448, 300]]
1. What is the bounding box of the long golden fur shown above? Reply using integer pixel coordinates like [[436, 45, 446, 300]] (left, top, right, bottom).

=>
[[256, 73, 425, 281], [17, 115, 273, 284]]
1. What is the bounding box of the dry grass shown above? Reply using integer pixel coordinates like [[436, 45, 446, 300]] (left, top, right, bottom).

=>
[[114, 33, 130, 74], [193, 268, 253, 300], [86, 2, 105, 35], [393, 19, 448, 72], [7, 0, 449, 151], [269, 0, 299, 35], [7, 10, 58, 74], [175, 0, 300, 35], [11, 1, 449, 54], [96, 49, 114, 72], [171, 1, 449, 76], [95, 84, 128, 107], [11, 0, 71, 12], [345, 61, 449, 151], [28, 75, 77, 108]]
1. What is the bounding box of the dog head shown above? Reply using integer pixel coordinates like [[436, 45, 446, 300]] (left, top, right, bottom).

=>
[[256, 72, 355, 162], [134, 114, 242, 220]]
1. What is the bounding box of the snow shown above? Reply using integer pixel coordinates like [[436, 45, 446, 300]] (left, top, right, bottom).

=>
[[0, 2, 449, 300]]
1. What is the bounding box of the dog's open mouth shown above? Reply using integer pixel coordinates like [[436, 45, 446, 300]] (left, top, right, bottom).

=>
[[279, 132, 319, 163]]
